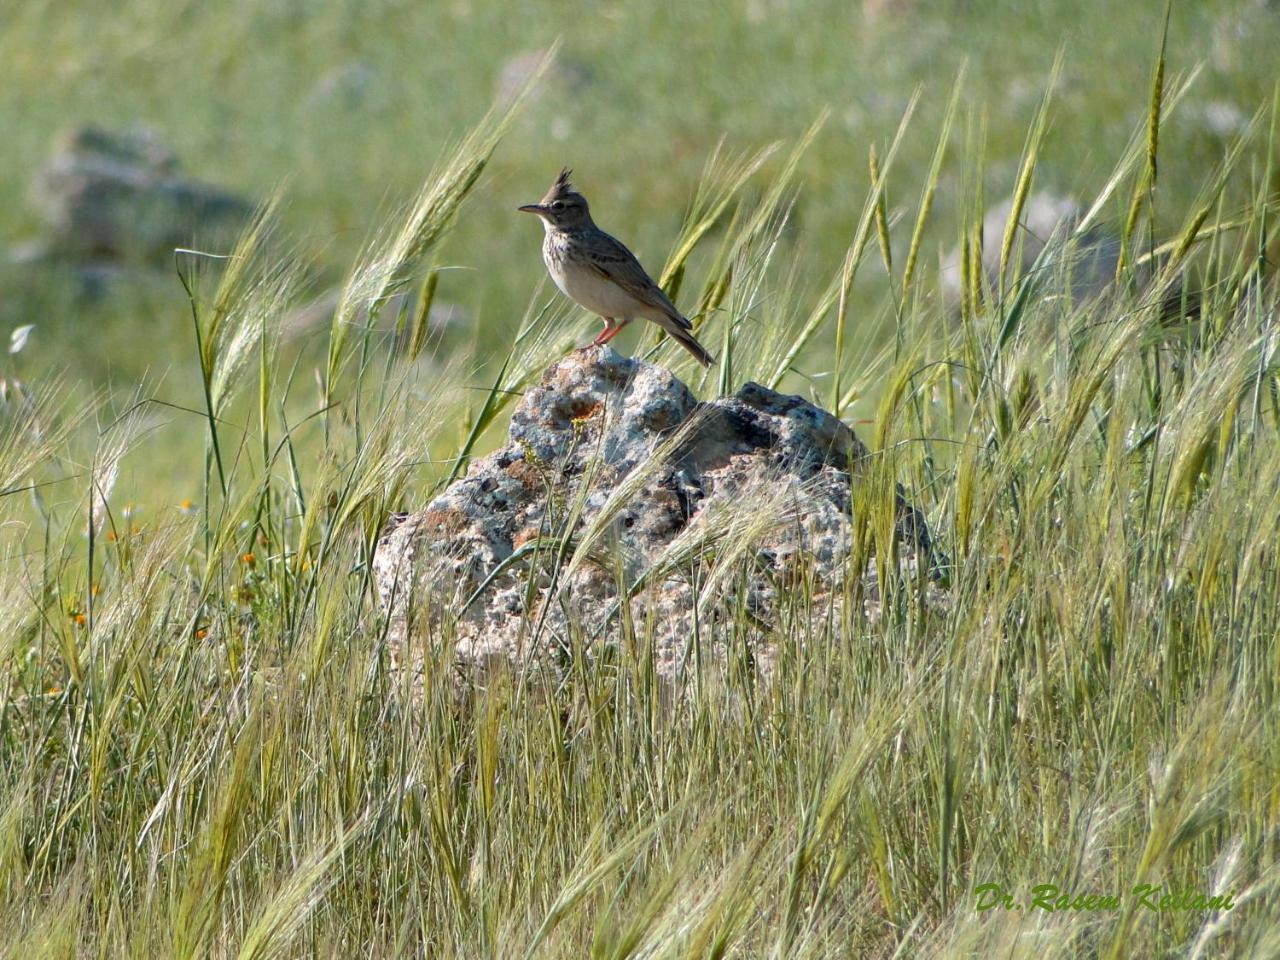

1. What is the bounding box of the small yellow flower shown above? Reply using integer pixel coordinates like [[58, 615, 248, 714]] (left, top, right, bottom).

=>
[[178, 498, 196, 515], [240, 552, 256, 567], [195, 627, 208, 640], [71, 612, 86, 626]]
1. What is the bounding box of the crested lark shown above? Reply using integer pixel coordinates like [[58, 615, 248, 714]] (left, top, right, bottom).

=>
[[519, 169, 715, 367]]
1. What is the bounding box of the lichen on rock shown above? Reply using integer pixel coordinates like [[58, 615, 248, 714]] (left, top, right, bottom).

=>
[[374, 347, 942, 692]]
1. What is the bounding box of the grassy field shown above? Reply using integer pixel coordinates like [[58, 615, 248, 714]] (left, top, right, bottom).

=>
[[2, 1, 1280, 956], [2, 0, 1276, 506]]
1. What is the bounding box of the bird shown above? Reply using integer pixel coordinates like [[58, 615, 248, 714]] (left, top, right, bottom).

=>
[[518, 169, 715, 367]]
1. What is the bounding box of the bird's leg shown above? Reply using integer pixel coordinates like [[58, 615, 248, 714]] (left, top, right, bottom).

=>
[[582, 317, 616, 350], [597, 322, 626, 345]]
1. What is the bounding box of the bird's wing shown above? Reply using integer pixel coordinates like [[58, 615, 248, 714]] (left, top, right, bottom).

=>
[[581, 231, 691, 329]]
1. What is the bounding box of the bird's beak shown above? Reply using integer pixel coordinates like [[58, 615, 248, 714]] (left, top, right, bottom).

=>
[[517, 203, 546, 215]]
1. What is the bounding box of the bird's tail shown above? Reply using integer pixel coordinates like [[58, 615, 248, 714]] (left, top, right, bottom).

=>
[[656, 314, 716, 367]]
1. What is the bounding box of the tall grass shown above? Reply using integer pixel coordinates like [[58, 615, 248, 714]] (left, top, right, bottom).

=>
[[1, 67, 1279, 959]]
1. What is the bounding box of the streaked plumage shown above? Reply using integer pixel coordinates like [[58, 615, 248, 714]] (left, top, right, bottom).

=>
[[518, 169, 715, 367]]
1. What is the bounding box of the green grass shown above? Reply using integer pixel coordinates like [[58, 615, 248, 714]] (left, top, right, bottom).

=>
[[3, 2, 1280, 956], [3, 1, 1276, 390]]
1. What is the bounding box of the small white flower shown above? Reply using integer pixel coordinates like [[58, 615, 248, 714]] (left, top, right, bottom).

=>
[[8, 325, 34, 354]]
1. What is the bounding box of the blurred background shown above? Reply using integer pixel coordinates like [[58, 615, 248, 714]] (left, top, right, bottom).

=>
[[1, 0, 1277, 502]]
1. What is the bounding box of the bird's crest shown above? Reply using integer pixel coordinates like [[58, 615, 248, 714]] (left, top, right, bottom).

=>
[[543, 167, 576, 202]]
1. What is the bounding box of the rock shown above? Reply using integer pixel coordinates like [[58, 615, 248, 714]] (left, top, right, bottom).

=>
[[68, 262, 136, 303], [374, 348, 942, 696], [941, 192, 1120, 307], [32, 125, 254, 263], [941, 191, 1197, 322], [7, 241, 158, 303]]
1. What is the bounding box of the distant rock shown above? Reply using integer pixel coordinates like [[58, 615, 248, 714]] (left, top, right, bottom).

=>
[[939, 191, 1130, 316], [374, 348, 942, 697], [941, 192, 1120, 307], [31, 125, 254, 263], [941, 191, 1196, 321], [8, 240, 154, 303]]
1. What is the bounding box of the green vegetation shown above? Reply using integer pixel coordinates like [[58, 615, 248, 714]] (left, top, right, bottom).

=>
[[2, 1, 1279, 955]]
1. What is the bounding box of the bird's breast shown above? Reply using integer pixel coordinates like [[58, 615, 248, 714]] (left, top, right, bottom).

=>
[[543, 234, 641, 318]]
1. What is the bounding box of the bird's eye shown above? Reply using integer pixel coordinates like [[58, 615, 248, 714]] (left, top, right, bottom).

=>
[[551, 200, 565, 211]]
